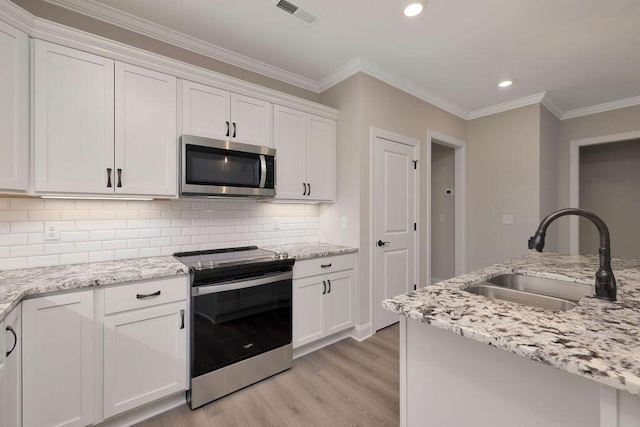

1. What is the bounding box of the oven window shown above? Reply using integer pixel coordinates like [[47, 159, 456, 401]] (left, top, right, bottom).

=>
[[185, 144, 260, 187], [192, 279, 292, 377]]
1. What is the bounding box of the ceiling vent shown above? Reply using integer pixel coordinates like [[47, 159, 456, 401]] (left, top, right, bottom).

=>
[[274, 0, 320, 24]]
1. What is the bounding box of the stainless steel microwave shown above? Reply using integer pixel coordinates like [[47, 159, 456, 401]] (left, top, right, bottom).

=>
[[180, 135, 276, 197]]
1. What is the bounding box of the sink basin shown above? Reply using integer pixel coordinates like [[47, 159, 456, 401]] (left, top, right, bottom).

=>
[[464, 274, 594, 311]]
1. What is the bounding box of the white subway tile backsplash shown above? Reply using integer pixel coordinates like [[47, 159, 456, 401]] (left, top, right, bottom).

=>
[[44, 243, 75, 255], [28, 255, 59, 268], [0, 198, 319, 270], [75, 241, 102, 252], [60, 253, 88, 265], [103, 240, 128, 250], [89, 251, 115, 262], [61, 210, 91, 220]]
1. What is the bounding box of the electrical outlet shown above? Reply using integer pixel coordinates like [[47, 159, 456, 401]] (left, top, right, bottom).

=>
[[45, 222, 61, 241], [273, 220, 281, 230], [341, 216, 348, 229], [502, 215, 514, 225]]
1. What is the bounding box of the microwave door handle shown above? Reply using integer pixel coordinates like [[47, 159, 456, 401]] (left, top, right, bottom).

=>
[[259, 155, 267, 188]]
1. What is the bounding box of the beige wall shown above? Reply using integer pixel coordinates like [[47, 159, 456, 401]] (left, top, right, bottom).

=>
[[11, 0, 319, 102], [579, 139, 640, 258], [430, 143, 455, 281], [539, 105, 560, 251], [319, 73, 467, 328], [466, 104, 541, 270], [557, 104, 640, 252]]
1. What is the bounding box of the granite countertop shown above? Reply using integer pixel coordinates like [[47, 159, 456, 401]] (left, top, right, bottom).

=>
[[0, 256, 190, 322], [383, 252, 640, 396], [262, 242, 358, 261]]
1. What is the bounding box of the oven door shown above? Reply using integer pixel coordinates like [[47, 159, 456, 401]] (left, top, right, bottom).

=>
[[181, 135, 275, 197], [191, 271, 292, 378]]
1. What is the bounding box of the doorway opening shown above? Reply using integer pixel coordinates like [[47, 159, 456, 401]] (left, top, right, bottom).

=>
[[426, 130, 467, 287], [569, 130, 640, 254]]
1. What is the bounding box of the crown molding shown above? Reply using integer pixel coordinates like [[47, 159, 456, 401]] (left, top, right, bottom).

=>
[[467, 93, 547, 120], [42, 0, 320, 92], [0, 0, 34, 33], [317, 56, 362, 93], [541, 94, 563, 120], [561, 95, 640, 120]]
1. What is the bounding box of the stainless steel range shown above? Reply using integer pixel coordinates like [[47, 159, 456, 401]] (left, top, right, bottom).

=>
[[174, 246, 295, 409]]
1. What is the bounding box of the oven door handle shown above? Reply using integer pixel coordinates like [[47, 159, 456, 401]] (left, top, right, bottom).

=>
[[259, 155, 267, 188], [192, 270, 293, 296]]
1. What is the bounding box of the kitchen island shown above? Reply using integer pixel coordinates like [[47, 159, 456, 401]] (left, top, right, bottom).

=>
[[383, 252, 640, 427]]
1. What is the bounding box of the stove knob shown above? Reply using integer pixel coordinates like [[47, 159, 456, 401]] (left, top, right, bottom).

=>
[[208, 260, 215, 268], [195, 261, 203, 269]]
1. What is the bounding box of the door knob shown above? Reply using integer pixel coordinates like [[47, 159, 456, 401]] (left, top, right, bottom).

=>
[[377, 240, 390, 247]]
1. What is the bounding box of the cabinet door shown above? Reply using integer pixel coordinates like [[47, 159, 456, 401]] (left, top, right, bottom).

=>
[[34, 41, 115, 194], [274, 105, 307, 200], [23, 291, 94, 427], [0, 21, 28, 192], [115, 63, 177, 196], [326, 270, 355, 335], [306, 114, 336, 201], [230, 93, 272, 147], [4, 305, 21, 427], [293, 276, 326, 348], [0, 318, 5, 427], [103, 302, 186, 418], [182, 80, 230, 140]]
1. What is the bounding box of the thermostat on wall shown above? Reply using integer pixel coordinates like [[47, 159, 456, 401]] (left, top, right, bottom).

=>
[[445, 188, 454, 196]]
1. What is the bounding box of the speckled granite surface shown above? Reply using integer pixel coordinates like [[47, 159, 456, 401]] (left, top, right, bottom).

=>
[[0, 257, 189, 322], [262, 242, 358, 260], [383, 252, 640, 396]]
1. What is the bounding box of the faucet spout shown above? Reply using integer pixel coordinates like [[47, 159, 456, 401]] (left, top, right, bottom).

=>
[[528, 208, 617, 301]]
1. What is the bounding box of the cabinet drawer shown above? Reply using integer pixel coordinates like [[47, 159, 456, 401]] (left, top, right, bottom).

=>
[[293, 253, 355, 279], [104, 275, 188, 314]]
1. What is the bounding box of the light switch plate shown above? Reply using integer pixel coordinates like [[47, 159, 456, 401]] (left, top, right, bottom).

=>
[[502, 215, 514, 225], [341, 216, 348, 229]]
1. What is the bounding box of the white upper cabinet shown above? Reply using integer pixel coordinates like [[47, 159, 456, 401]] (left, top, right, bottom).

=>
[[34, 41, 178, 197], [34, 41, 115, 195], [115, 63, 177, 196], [182, 80, 272, 147], [274, 105, 336, 202], [0, 20, 28, 192]]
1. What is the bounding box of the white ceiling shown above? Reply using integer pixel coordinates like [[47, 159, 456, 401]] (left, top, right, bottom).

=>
[[48, 0, 640, 119]]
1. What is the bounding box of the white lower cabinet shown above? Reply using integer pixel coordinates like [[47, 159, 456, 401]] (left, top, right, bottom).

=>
[[22, 291, 95, 427], [293, 254, 356, 348], [20, 275, 189, 426], [3, 305, 21, 427], [103, 301, 187, 418]]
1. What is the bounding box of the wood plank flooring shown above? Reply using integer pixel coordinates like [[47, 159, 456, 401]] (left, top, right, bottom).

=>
[[137, 324, 399, 427]]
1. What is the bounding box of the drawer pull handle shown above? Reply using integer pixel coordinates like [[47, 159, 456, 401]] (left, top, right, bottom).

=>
[[136, 290, 161, 299], [321, 263, 332, 268], [6, 325, 17, 357], [180, 309, 185, 329]]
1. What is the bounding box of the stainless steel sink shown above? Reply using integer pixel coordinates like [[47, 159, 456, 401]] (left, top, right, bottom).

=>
[[464, 274, 594, 311]]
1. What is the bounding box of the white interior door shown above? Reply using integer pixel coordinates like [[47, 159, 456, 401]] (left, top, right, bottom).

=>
[[373, 135, 416, 331]]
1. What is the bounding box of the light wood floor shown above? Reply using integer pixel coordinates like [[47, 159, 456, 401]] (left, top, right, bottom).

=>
[[137, 324, 399, 427]]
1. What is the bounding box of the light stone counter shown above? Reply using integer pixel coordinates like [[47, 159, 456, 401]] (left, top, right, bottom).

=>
[[262, 242, 358, 260], [0, 256, 189, 322], [383, 252, 640, 397]]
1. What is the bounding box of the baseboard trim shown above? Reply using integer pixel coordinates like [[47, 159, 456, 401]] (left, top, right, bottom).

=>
[[350, 322, 373, 342], [293, 329, 353, 359], [97, 391, 186, 427]]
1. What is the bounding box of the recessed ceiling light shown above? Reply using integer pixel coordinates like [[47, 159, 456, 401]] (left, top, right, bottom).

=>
[[498, 80, 513, 88], [404, 2, 425, 17]]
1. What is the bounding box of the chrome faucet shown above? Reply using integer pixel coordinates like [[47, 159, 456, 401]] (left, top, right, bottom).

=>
[[528, 208, 617, 301]]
